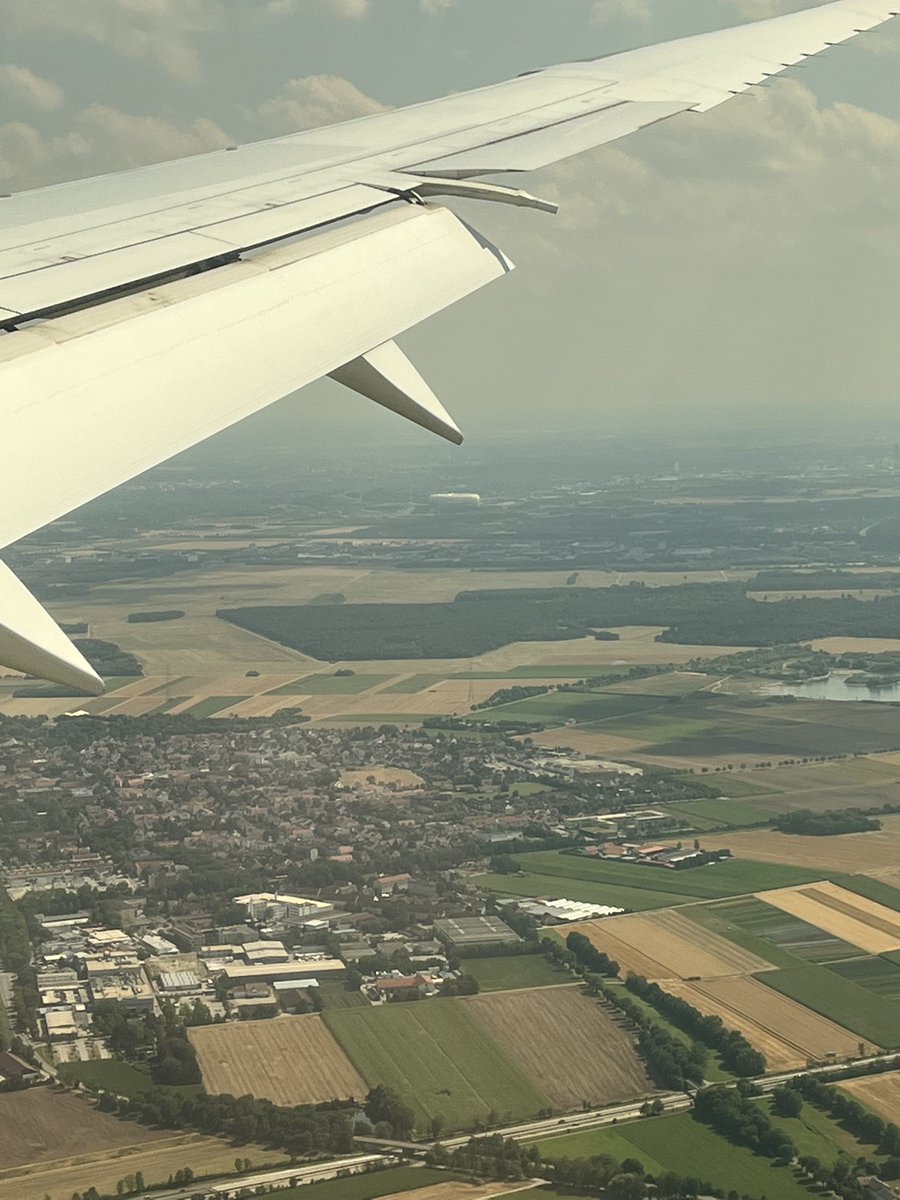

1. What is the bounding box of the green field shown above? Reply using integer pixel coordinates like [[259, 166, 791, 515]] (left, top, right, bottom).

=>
[[319, 981, 369, 1010], [380, 675, 448, 694], [471, 691, 662, 725], [757, 965, 900, 1048], [457, 665, 631, 680], [273, 674, 392, 695], [830, 874, 900, 913], [754, 1094, 880, 1164], [574, 697, 900, 761], [59, 1058, 203, 1098], [482, 850, 823, 905], [477, 869, 690, 913], [536, 1113, 815, 1199], [662, 801, 777, 830], [465, 955, 571, 992], [685, 896, 861, 965], [276, 1168, 458, 1200], [827, 956, 900, 1002], [665, 798, 775, 828], [323, 1001, 548, 1131], [184, 695, 246, 718]]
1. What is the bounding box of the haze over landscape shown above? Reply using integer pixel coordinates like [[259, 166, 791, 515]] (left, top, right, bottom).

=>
[[3, 4, 900, 1200]]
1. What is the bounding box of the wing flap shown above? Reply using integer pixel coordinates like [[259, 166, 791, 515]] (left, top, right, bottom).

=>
[[0, 203, 511, 554], [0, 184, 395, 320]]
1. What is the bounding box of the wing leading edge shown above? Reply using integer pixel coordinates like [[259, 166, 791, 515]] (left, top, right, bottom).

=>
[[0, 1, 895, 690]]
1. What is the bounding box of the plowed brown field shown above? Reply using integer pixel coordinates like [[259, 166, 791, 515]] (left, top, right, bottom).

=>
[[666, 977, 872, 1071], [758, 882, 900, 954], [0, 1090, 163, 1168], [839, 1070, 900, 1122], [465, 986, 652, 1108], [566, 909, 772, 982], [189, 1014, 366, 1105]]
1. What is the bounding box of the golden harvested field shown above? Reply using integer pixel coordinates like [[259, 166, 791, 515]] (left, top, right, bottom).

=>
[[465, 986, 653, 1108], [189, 1015, 366, 1105], [566, 910, 773, 982], [839, 1070, 900, 1122], [666, 977, 873, 1071], [719, 818, 900, 876], [758, 882, 900, 954], [341, 768, 424, 788]]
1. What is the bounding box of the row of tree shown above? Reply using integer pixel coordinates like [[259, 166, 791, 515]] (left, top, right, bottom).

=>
[[624, 975, 766, 1077], [593, 979, 707, 1090], [773, 808, 882, 836], [566, 931, 620, 977], [693, 1085, 796, 1162]]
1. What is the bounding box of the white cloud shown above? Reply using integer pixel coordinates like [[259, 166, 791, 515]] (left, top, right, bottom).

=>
[[0, 64, 64, 112], [247, 75, 385, 136], [1, 0, 223, 82], [0, 106, 230, 191], [447, 78, 900, 423]]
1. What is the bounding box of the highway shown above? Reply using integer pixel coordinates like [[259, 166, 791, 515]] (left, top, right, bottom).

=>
[[150, 1151, 391, 1200]]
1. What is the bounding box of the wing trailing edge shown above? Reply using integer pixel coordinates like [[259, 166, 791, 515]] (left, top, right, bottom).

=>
[[0, 562, 103, 695]]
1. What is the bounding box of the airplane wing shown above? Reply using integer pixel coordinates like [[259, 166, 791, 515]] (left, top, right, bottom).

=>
[[0, 0, 895, 693]]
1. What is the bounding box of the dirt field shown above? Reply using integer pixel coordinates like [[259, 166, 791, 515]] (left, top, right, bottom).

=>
[[0, 1089, 288, 1200], [465, 986, 653, 1108], [666, 977, 873, 1071], [719, 818, 900, 877], [385, 1183, 539, 1200], [566, 909, 773, 982], [758, 882, 900, 954], [0, 1132, 285, 1200], [839, 1070, 900, 1122], [0, 1090, 164, 1168], [189, 1015, 366, 1105]]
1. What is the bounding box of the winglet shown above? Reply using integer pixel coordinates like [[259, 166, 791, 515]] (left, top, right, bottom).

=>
[[0, 561, 104, 695], [330, 340, 463, 445]]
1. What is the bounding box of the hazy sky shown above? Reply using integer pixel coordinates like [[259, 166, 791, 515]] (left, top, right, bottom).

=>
[[2, 0, 899, 448]]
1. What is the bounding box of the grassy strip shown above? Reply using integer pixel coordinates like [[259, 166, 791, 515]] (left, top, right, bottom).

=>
[[504, 850, 824, 900], [602, 983, 733, 1084], [466, 956, 571, 993], [272, 675, 392, 695], [60, 1058, 203, 1098], [756, 966, 900, 1049], [830, 874, 900, 913], [275, 1168, 458, 1200]]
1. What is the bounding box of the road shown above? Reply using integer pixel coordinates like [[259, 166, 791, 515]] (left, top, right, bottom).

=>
[[150, 1152, 391, 1200]]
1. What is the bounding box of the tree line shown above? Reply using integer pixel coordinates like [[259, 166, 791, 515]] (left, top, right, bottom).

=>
[[624, 976, 766, 1077]]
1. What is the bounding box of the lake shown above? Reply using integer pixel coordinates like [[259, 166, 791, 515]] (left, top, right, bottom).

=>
[[770, 671, 900, 704]]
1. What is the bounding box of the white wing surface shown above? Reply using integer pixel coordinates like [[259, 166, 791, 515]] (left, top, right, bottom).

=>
[[0, 1, 895, 691]]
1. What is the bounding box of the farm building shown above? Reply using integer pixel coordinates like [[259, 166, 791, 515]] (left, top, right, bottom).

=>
[[224, 958, 344, 986], [434, 915, 521, 950]]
